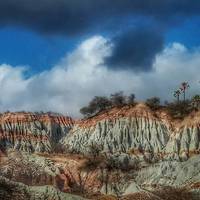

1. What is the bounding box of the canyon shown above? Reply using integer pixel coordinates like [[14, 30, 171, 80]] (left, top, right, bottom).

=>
[[1, 104, 200, 199]]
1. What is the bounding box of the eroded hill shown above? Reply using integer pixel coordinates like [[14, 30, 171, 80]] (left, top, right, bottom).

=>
[[1, 105, 200, 199]]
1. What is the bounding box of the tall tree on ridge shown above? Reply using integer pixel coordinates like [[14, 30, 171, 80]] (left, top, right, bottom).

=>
[[180, 82, 190, 102], [173, 89, 181, 103]]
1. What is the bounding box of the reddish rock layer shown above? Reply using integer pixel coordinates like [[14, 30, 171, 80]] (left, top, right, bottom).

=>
[[0, 112, 74, 125], [76, 103, 200, 130], [76, 103, 173, 128], [0, 112, 74, 153]]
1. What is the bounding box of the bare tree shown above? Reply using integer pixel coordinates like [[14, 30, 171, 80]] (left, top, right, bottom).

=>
[[180, 82, 190, 102], [173, 89, 181, 103], [145, 97, 161, 110], [80, 96, 112, 117], [127, 93, 136, 106], [110, 91, 126, 107], [80, 106, 94, 118]]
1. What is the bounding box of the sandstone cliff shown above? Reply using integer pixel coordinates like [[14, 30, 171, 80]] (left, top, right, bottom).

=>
[[0, 112, 73, 153], [63, 103, 200, 162], [1, 105, 200, 199], [2, 105, 200, 162]]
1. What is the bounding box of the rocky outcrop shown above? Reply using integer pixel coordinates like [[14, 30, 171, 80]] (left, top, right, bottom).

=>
[[0, 151, 60, 186], [1, 105, 200, 198], [135, 154, 200, 187], [63, 104, 200, 162], [2, 105, 200, 162], [0, 176, 87, 200], [63, 104, 168, 160], [0, 112, 74, 153]]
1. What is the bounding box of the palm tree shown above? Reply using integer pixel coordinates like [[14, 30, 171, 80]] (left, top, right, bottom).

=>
[[180, 82, 190, 102], [173, 89, 181, 102]]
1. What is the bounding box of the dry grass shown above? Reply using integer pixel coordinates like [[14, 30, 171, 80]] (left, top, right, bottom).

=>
[[94, 194, 117, 200]]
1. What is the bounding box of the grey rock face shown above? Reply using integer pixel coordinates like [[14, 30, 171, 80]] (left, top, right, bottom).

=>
[[0, 113, 73, 153], [165, 126, 200, 161], [121, 154, 200, 199], [99, 154, 200, 197], [63, 117, 200, 162], [1, 107, 200, 162], [0, 151, 60, 186], [0, 176, 87, 200], [134, 155, 200, 187], [64, 117, 170, 154]]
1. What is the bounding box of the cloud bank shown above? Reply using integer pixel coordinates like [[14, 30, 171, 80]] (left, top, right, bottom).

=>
[[0, 36, 200, 117], [0, 0, 200, 35], [106, 28, 164, 72], [1, 1, 199, 72]]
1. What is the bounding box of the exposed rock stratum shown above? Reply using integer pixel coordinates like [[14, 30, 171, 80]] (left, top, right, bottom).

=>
[[1, 105, 200, 199]]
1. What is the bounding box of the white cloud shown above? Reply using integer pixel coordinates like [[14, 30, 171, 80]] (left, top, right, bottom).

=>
[[0, 36, 200, 117]]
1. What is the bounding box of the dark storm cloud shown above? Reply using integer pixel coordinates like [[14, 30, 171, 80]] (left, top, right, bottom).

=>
[[105, 28, 164, 72], [0, 0, 200, 35], [1, 0, 200, 71]]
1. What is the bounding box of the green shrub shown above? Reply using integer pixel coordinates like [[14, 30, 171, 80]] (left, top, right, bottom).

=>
[[110, 91, 127, 107], [80, 96, 112, 117], [145, 97, 161, 110], [166, 100, 194, 119]]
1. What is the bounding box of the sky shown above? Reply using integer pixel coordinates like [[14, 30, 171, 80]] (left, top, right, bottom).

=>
[[1, 1, 200, 117]]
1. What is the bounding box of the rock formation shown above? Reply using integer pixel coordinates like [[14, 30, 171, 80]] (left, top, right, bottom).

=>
[[0, 112, 73, 153], [0, 176, 87, 200], [63, 103, 200, 162], [1, 105, 200, 199]]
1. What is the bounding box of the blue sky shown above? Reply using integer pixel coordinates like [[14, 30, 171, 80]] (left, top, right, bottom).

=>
[[0, 26, 78, 74], [0, 16, 200, 75], [0, 1, 200, 116], [166, 17, 200, 48]]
